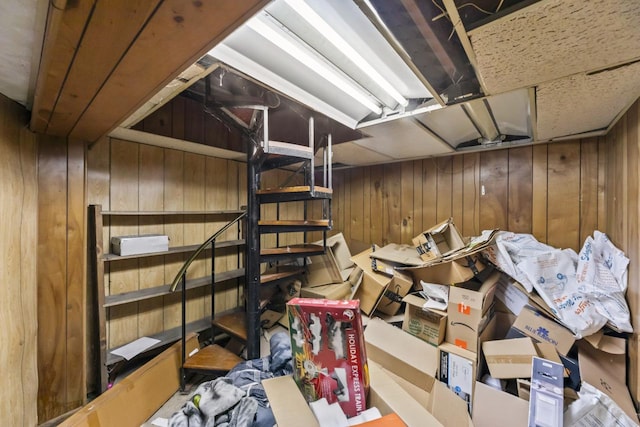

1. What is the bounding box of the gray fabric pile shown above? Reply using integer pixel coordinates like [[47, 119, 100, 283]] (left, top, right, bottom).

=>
[[169, 332, 292, 427]]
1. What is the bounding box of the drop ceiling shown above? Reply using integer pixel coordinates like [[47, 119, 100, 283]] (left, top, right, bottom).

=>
[[2, 0, 640, 168]]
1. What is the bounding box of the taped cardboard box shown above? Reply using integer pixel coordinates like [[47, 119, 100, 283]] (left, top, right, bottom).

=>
[[413, 218, 466, 263], [402, 294, 447, 346], [482, 337, 539, 379], [506, 305, 575, 356], [446, 271, 500, 352], [364, 317, 439, 392], [111, 234, 169, 256], [351, 247, 413, 316]]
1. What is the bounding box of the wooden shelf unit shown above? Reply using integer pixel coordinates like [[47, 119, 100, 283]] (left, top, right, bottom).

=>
[[88, 204, 246, 392]]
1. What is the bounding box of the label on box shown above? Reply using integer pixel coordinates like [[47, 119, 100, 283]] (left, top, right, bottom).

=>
[[287, 298, 368, 418], [438, 345, 476, 413]]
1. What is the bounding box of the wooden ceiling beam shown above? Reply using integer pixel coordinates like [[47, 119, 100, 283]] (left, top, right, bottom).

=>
[[31, 0, 268, 142], [30, 0, 95, 134], [45, 0, 163, 137], [69, 0, 269, 143]]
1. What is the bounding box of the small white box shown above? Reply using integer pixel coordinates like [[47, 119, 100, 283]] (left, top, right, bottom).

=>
[[111, 234, 169, 256]]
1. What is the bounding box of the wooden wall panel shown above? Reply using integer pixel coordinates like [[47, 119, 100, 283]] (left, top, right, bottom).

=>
[[547, 141, 581, 250], [462, 153, 480, 237], [0, 96, 38, 426], [479, 150, 508, 231], [334, 140, 602, 254], [605, 99, 640, 403], [507, 147, 533, 233], [436, 157, 453, 222], [138, 145, 165, 338]]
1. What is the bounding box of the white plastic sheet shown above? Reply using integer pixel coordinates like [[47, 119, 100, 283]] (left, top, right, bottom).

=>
[[484, 231, 632, 338], [564, 382, 639, 427]]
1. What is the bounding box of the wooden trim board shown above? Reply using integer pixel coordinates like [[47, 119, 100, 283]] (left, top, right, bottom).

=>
[[59, 334, 198, 427]]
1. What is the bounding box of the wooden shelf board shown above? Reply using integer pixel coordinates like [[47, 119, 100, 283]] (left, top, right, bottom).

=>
[[257, 185, 332, 195], [103, 239, 245, 261], [106, 318, 211, 365], [104, 268, 245, 307], [101, 209, 245, 216]]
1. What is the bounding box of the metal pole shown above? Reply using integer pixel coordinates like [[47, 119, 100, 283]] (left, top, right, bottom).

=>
[[180, 273, 187, 392], [211, 240, 216, 331], [246, 139, 261, 360]]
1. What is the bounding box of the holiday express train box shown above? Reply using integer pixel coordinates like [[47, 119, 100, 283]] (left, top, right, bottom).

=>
[[286, 298, 369, 418]]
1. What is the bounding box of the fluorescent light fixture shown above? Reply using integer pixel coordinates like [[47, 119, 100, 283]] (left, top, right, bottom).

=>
[[246, 14, 382, 115], [210, 43, 359, 128], [283, 0, 409, 108], [356, 102, 443, 128]]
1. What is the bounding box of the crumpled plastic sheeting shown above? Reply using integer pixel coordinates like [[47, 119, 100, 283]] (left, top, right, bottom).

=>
[[564, 382, 639, 427], [576, 231, 632, 333], [485, 231, 632, 338]]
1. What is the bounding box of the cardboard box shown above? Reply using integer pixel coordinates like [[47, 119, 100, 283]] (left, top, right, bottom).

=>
[[263, 375, 320, 427], [369, 243, 425, 267], [402, 294, 447, 346], [578, 338, 639, 422], [110, 234, 169, 256], [301, 281, 353, 300], [472, 381, 529, 427], [438, 342, 477, 413], [351, 247, 413, 316], [287, 298, 369, 417], [413, 218, 465, 263], [446, 271, 500, 351], [482, 337, 538, 379], [368, 361, 443, 427], [364, 317, 438, 392], [306, 233, 354, 287], [402, 254, 487, 287], [506, 305, 575, 356]]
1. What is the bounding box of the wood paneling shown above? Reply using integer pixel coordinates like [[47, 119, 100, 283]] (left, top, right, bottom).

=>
[[606, 99, 640, 403], [334, 140, 603, 254], [32, 0, 269, 142], [87, 138, 247, 358], [0, 96, 38, 426]]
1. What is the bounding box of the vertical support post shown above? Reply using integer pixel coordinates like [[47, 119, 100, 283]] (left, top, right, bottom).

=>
[[309, 116, 315, 191], [263, 108, 269, 152], [180, 273, 187, 392], [211, 240, 216, 329], [88, 205, 108, 394], [246, 139, 261, 360]]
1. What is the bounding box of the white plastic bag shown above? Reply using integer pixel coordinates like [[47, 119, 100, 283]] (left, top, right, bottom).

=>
[[576, 231, 632, 333], [518, 249, 607, 338], [564, 382, 639, 427]]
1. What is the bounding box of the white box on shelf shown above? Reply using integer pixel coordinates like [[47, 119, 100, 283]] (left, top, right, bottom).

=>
[[111, 234, 169, 256]]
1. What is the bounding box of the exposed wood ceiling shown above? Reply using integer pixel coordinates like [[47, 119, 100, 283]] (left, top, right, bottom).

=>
[[29, 0, 269, 143]]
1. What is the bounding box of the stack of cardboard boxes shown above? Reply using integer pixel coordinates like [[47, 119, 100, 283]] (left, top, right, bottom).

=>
[[263, 220, 638, 426]]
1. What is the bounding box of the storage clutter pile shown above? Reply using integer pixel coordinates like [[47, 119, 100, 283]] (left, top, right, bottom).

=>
[[267, 222, 640, 426]]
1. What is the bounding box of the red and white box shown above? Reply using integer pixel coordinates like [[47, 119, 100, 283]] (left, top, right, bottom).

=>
[[286, 298, 369, 417]]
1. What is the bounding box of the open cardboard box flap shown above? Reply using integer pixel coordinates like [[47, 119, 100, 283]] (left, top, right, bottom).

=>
[[482, 337, 538, 379], [364, 317, 438, 392], [578, 338, 639, 422], [472, 381, 529, 427]]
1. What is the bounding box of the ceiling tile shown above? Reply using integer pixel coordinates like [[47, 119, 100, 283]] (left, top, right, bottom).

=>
[[355, 117, 453, 159], [469, 0, 640, 94], [414, 105, 479, 147], [536, 61, 640, 140]]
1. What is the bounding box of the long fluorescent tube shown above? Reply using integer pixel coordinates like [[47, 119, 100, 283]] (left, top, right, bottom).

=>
[[211, 43, 359, 128], [283, 0, 409, 108], [246, 14, 382, 115]]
